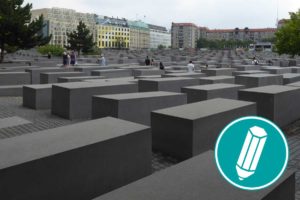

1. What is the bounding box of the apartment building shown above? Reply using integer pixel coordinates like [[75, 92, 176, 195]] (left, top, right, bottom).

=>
[[127, 20, 150, 49], [148, 24, 171, 49], [171, 23, 198, 49], [31, 7, 97, 47], [96, 16, 130, 49]]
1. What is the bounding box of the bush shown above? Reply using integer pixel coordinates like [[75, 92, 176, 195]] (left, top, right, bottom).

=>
[[37, 45, 65, 56]]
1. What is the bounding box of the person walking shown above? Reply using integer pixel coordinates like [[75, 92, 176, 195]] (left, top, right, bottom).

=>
[[99, 54, 106, 66], [145, 56, 151, 66], [187, 61, 195, 73]]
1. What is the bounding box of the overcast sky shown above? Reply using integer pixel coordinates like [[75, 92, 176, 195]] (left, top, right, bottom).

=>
[[24, 0, 300, 29]]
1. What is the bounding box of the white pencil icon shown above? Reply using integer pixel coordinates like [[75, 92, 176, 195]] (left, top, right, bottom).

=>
[[236, 126, 268, 181]]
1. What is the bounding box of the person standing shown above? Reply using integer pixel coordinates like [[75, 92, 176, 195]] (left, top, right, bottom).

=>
[[99, 54, 106, 66], [145, 56, 151, 66], [187, 61, 195, 73], [159, 62, 165, 70], [62, 52, 68, 67], [70, 51, 76, 66]]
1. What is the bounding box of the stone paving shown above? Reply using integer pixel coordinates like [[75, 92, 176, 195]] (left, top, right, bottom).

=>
[[0, 96, 299, 199]]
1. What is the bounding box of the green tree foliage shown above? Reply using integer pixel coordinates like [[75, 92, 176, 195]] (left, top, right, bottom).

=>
[[196, 38, 252, 50], [275, 10, 300, 57], [37, 45, 64, 56], [66, 21, 95, 55], [157, 44, 166, 50], [0, 0, 51, 62]]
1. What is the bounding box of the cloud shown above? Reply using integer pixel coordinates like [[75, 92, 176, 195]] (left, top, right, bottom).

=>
[[24, 0, 300, 29]]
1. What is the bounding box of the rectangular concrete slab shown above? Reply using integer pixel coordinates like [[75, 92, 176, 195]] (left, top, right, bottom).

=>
[[0, 117, 151, 200], [40, 72, 86, 84], [57, 76, 105, 83], [199, 76, 235, 84], [0, 72, 30, 85], [162, 72, 206, 78], [282, 73, 300, 84], [74, 66, 117, 75], [181, 83, 245, 103], [233, 64, 261, 71], [138, 77, 199, 92], [235, 74, 283, 88], [151, 98, 256, 160], [239, 85, 300, 127], [52, 81, 138, 119], [0, 85, 23, 97], [93, 151, 295, 200], [91, 69, 132, 78], [23, 84, 52, 109], [201, 68, 236, 76], [261, 66, 292, 74], [133, 69, 164, 77], [26, 67, 75, 84], [92, 91, 187, 125], [233, 70, 270, 76], [0, 116, 31, 129]]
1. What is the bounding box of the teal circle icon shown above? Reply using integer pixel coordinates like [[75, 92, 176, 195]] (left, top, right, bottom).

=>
[[215, 116, 289, 190]]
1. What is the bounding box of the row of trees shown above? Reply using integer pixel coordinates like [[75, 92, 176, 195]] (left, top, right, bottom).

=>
[[196, 38, 252, 50]]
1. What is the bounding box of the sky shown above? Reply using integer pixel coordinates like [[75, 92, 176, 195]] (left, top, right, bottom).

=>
[[24, 0, 300, 29]]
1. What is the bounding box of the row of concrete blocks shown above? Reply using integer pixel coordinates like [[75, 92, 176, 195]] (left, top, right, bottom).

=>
[[0, 98, 295, 199]]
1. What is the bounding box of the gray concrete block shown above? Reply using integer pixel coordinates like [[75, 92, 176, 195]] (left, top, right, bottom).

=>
[[199, 76, 235, 84], [287, 81, 300, 87], [0, 72, 30, 85], [233, 70, 270, 76], [182, 83, 245, 103], [94, 151, 295, 200], [58, 76, 105, 83], [235, 74, 283, 88], [52, 82, 138, 119], [40, 72, 86, 84], [91, 69, 132, 78], [239, 85, 300, 127], [282, 73, 300, 84], [0, 117, 151, 200], [261, 67, 292, 74], [291, 67, 300, 73], [0, 85, 23, 97], [26, 67, 75, 84], [233, 64, 261, 71], [23, 84, 52, 109], [138, 77, 199, 93], [201, 68, 236, 76], [133, 69, 164, 77], [74, 66, 117, 75], [162, 72, 206, 78], [151, 98, 256, 160], [92, 91, 187, 125]]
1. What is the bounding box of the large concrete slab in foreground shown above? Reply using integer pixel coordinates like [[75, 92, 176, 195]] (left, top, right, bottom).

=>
[[181, 83, 245, 103], [52, 82, 138, 119], [0, 117, 151, 200], [94, 151, 295, 200], [92, 91, 187, 125], [235, 74, 283, 88], [239, 85, 300, 127], [138, 77, 199, 92], [151, 98, 256, 160]]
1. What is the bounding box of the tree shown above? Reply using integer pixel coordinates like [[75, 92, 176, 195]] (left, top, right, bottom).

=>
[[157, 44, 166, 50], [37, 45, 64, 56], [66, 21, 95, 55], [275, 9, 300, 57], [0, 0, 51, 62]]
